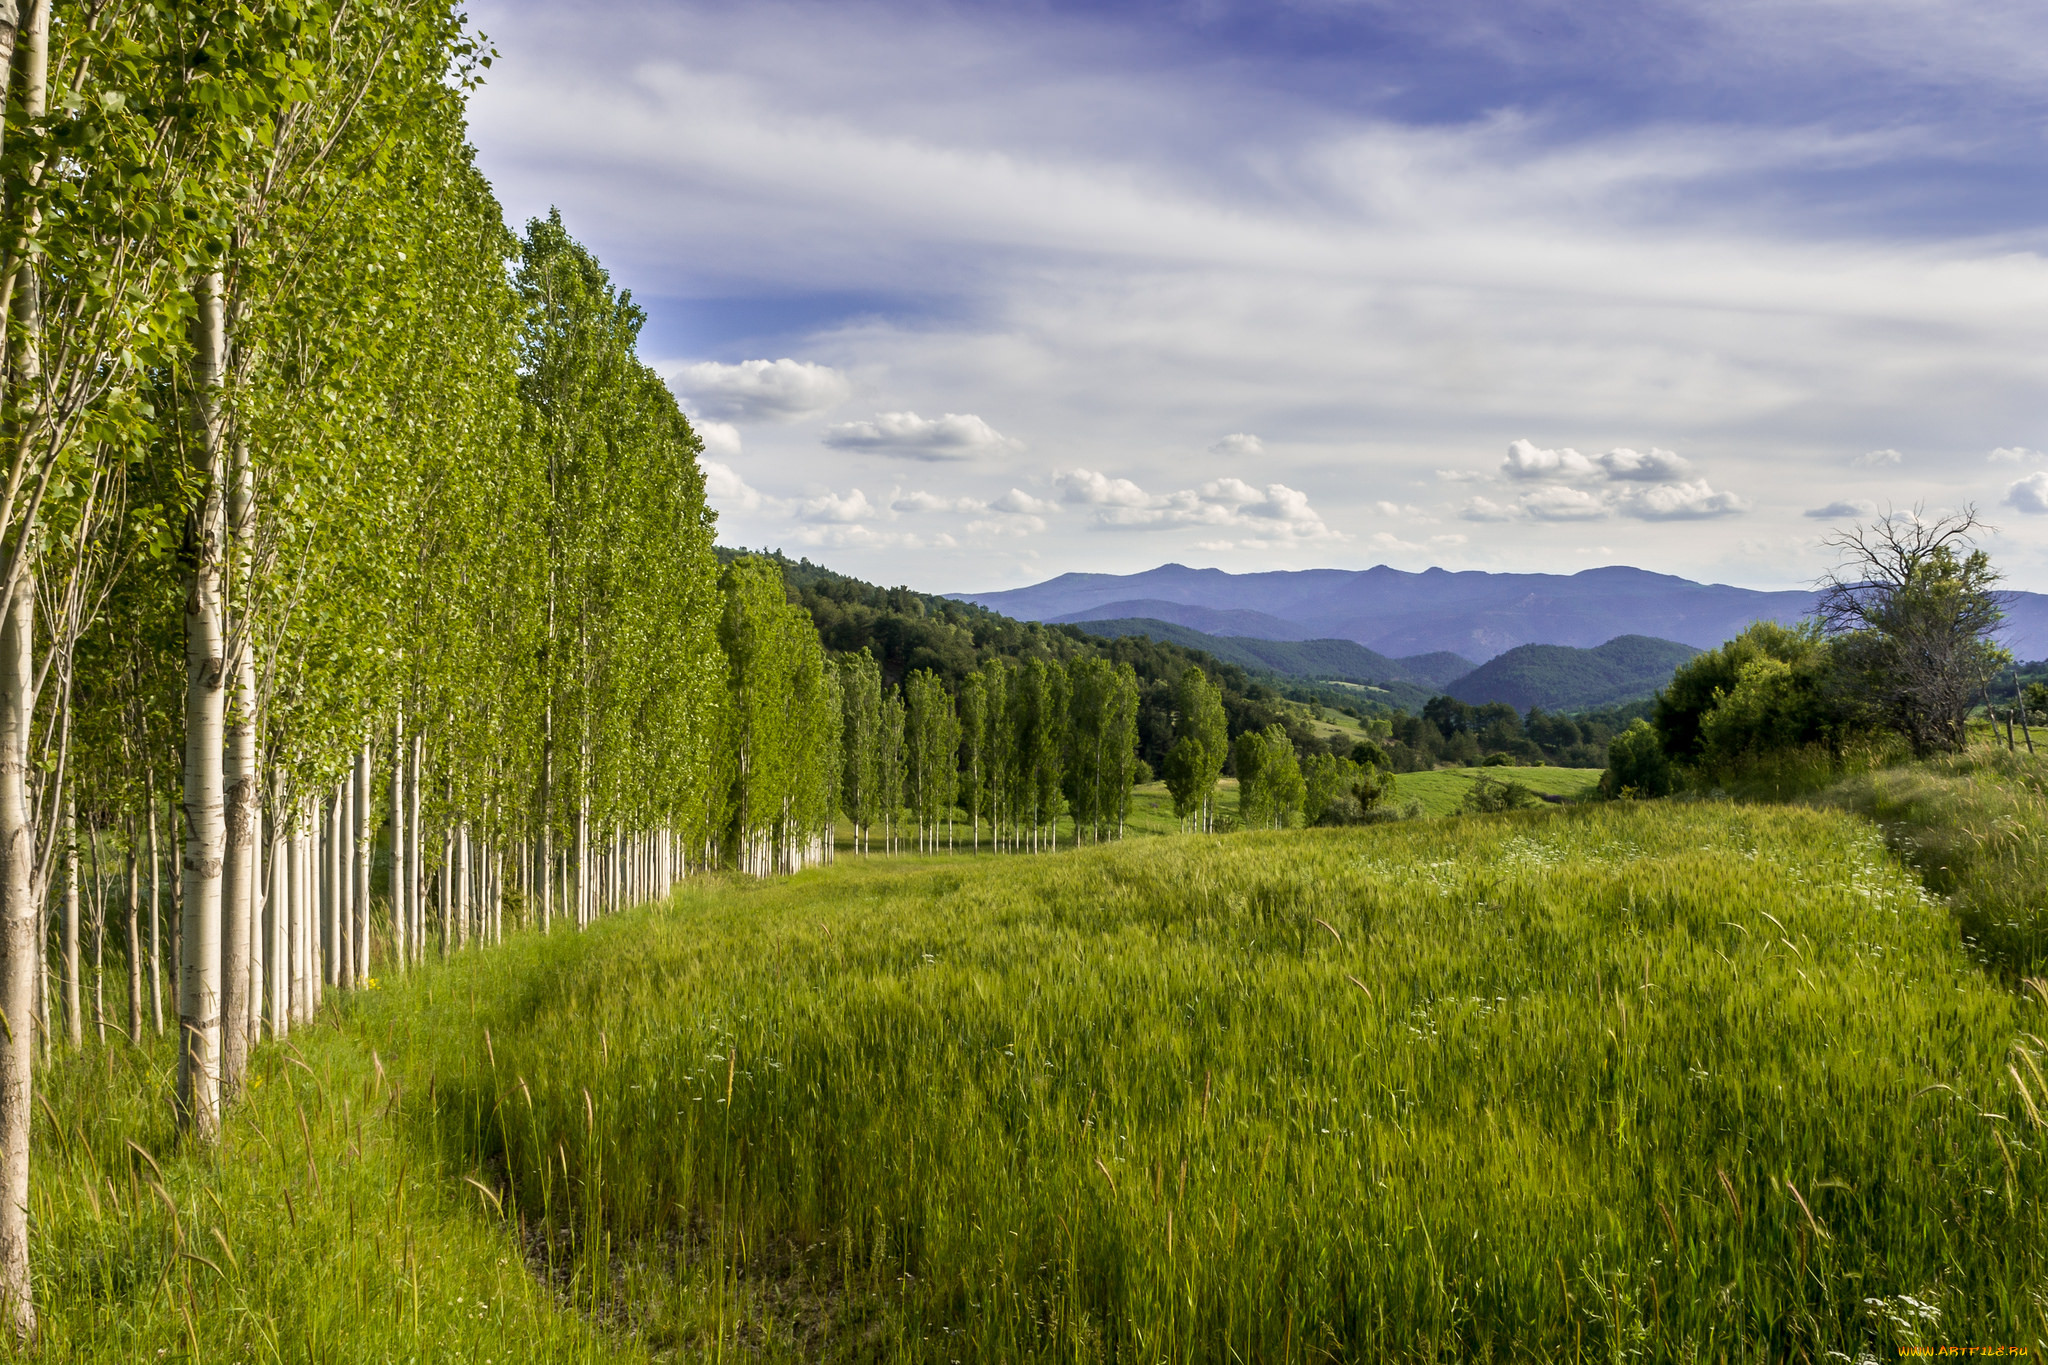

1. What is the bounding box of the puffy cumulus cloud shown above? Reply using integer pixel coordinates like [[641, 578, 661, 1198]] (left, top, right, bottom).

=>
[[1521, 485, 1609, 521], [674, 358, 850, 422], [1459, 496, 1515, 522], [695, 420, 743, 459], [1619, 479, 1749, 520], [801, 487, 877, 522], [1053, 468, 1150, 507], [1596, 447, 1693, 482], [702, 459, 770, 514], [989, 487, 1055, 514], [822, 410, 1019, 460], [2005, 473, 2048, 515], [1056, 469, 1341, 543], [1209, 433, 1263, 458], [1463, 477, 1746, 523], [1499, 439, 1694, 483], [1992, 447, 2044, 463], [1804, 498, 1877, 519], [1853, 448, 1904, 468], [1501, 440, 1599, 481], [889, 488, 979, 513]]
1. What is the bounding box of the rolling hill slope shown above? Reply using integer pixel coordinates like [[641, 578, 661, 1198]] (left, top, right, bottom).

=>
[[1070, 617, 1472, 689], [1443, 635, 1701, 711]]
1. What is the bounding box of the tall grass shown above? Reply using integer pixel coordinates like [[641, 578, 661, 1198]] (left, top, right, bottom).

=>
[[15, 1002, 648, 1361], [1823, 741, 2048, 977], [403, 803, 2048, 1361]]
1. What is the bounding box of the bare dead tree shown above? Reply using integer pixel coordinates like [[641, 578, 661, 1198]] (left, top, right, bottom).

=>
[[1814, 506, 2006, 757]]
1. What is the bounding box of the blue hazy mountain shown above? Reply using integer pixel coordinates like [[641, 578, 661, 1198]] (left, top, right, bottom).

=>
[[957, 563, 2048, 662]]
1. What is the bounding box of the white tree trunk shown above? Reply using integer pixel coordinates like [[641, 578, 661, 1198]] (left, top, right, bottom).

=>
[[146, 782, 161, 1035], [59, 797, 74, 1047], [353, 740, 370, 983], [389, 717, 405, 971], [266, 809, 285, 1037], [0, 555, 39, 1341], [575, 797, 588, 928], [178, 267, 229, 1143], [407, 735, 421, 966], [220, 434, 257, 1096], [456, 823, 471, 949]]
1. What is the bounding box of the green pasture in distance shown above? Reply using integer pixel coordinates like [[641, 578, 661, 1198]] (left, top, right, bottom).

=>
[[1394, 764, 1605, 815], [401, 802, 2047, 1361]]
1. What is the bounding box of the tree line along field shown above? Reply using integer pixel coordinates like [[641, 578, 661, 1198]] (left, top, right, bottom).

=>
[[23, 772, 2048, 1361]]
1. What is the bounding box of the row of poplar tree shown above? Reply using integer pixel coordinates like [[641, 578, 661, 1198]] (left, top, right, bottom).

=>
[[0, 2, 884, 1338], [837, 653, 1147, 853], [0, 3, 1189, 1336]]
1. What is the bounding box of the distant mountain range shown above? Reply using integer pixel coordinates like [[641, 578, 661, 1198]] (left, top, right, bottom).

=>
[[957, 563, 2048, 663]]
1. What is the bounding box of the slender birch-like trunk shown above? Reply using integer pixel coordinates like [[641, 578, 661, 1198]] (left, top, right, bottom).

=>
[[90, 826, 105, 1046], [332, 780, 350, 985], [353, 740, 370, 982], [407, 734, 421, 965], [125, 818, 141, 1045], [179, 267, 231, 1142], [59, 798, 75, 1046], [322, 791, 338, 987], [146, 779, 161, 1034], [266, 814, 285, 1037], [575, 795, 589, 928], [0, 538, 36, 1341], [456, 822, 471, 948], [389, 717, 405, 971], [220, 435, 257, 1095], [438, 818, 452, 957]]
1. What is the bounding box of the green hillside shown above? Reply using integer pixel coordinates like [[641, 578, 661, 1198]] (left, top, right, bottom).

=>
[[1073, 615, 1469, 697], [1444, 633, 1701, 710]]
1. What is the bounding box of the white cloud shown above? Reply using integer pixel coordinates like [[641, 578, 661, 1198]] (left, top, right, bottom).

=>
[[1502, 440, 1598, 481], [695, 420, 743, 459], [1521, 485, 1610, 521], [1500, 439, 1694, 483], [1055, 468, 1341, 542], [1803, 498, 1877, 519], [990, 487, 1055, 514], [890, 489, 979, 514], [801, 487, 877, 522], [1459, 496, 1515, 522], [1596, 447, 1693, 482], [1991, 446, 2043, 463], [2006, 473, 2048, 515], [1620, 479, 1748, 520], [702, 459, 769, 513], [1853, 448, 1903, 468], [822, 411, 1019, 460], [674, 358, 851, 421], [1209, 433, 1263, 458], [1053, 468, 1151, 506]]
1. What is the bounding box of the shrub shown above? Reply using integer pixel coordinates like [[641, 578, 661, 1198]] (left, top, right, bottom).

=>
[[1600, 718, 1674, 798], [1460, 774, 1539, 813]]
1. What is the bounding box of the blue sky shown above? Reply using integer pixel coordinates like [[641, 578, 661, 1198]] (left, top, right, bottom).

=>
[[468, 0, 2048, 592]]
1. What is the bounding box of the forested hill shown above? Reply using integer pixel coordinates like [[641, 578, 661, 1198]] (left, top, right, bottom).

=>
[[1443, 636, 1702, 711], [722, 549, 1343, 771], [1070, 617, 1468, 701]]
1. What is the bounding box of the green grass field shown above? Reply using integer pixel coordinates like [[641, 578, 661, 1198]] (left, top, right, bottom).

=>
[[1392, 765, 1606, 815], [23, 781, 2047, 1361]]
